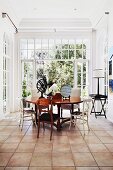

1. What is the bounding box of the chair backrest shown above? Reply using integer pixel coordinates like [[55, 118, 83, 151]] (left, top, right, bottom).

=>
[[52, 93, 62, 101], [70, 88, 81, 98], [38, 98, 52, 115], [82, 98, 92, 115]]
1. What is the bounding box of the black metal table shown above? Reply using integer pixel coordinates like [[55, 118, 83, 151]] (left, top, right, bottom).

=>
[[89, 94, 107, 118]]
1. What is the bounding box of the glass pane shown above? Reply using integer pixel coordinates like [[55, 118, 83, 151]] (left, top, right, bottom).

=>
[[28, 50, 34, 59], [49, 39, 55, 50], [35, 50, 42, 59], [20, 39, 27, 49], [86, 50, 90, 59], [6, 58, 10, 70], [56, 40, 62, 50], [83, 63, 86, 72], [76, 39, 82, 49], [83, 50, 86, 59], [55, 50, 61, 59], [76, 50, 82, 59], [62, 50, 68, 59], [20, 50, 27, 59], [49, 50, 56, 59], [28, 39, 34, 49], [77, 73, 81, 85], [83, 73, 86, 85], [82, 86, 88, 97], [83, 39, 90, 49], [22, 62, 33, 97], [62, 39, 68, 49], [42, 39, 48, 49], [77, 63, 81, 72], [69, 50, 74, 59], [69, 39, 75, 49], [35, 39, 41, 49], [41, 50, 49, 59]]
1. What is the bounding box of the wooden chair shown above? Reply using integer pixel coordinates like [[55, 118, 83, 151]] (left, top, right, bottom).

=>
[[69, 98, 92, 134], [37, 98, 60, 140], [19, 99, 36, 130]]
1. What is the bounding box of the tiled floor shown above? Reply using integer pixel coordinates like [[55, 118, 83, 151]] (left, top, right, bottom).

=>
[[0, 112, 113, 169]]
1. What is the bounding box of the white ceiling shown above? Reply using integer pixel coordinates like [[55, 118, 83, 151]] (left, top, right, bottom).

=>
[[1, 0, 108, 30]]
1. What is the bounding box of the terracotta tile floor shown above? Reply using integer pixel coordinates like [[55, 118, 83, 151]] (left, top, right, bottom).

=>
[[0, 113, 113, 169]]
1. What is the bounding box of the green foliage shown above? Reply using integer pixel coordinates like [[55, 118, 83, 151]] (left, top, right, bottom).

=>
[[45, 60, 74, 90], [22, 80, 31, 98]]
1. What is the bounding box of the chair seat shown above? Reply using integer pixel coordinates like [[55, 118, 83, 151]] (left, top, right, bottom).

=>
[[23, 108, 35, 113], [40, 113, 59, 122], [61, 104, 79, 110], [72, 111, 87, 116]]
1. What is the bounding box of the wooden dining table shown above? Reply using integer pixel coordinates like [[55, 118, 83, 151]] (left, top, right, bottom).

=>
[[26, 96, 83, 130], [53, 97, 83, 130]]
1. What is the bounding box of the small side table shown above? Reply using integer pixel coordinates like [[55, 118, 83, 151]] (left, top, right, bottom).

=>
[[89, 94, 107, 118]]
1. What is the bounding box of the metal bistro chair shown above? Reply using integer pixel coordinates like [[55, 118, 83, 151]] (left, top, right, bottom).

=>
[[69, 98, 92, 134], [37, 98, 60, 140], [19, 98, 36, 130]]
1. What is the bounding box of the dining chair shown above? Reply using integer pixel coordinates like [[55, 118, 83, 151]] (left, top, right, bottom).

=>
[[19, 98, 36, 130], [69, 98, 92, 134], [61, 88, 80, 118], [37, 98, 60, 140]]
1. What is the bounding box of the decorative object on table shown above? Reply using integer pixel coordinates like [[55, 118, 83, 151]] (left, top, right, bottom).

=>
[[93, 69, 104, 96], [60, 85, 71, 98], [36, 75, 47, 98], [70, 87, 81, 100]]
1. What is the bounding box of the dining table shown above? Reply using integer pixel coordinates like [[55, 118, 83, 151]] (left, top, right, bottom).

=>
[[52, 97, 83, 130], [26, 96, 83, 130]]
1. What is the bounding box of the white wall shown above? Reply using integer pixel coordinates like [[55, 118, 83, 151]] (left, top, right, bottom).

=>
[[0, 10, 15, 117]]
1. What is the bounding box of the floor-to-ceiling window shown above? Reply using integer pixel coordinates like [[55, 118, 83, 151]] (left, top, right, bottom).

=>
[[3, 33, 10, 114], [20, 38, 90, 97]]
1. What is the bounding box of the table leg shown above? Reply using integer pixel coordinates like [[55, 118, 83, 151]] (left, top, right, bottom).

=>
[[57, 104, 61, 131], [35, 104, 38, 125]]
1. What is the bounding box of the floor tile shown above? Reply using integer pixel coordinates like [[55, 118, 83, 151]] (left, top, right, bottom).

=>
[[0, 143, 19, 152], [30, 153, 52, 166], [70, 143, 90, 152], [73, 152, 97, 166], [0, 153, 13, 166], [7, 153, 32, 166], [92, 152, 113, 166], [53, 143, 71, 152], [76, 167, 99, 170], [16, 143, 36, 152], [52, 152, 74, 166], [5, 167, 28, 170], [34, 143, 52, 153], [99, 136, 113, 144], [53, 167, 75, 170], [99, 167, 113, 170], [29, 167, 52, 170], [88, 143, 109, 152], [105, 144, 113, 152]]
